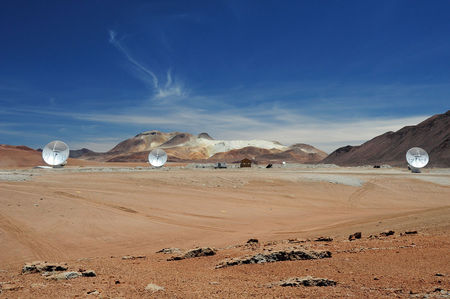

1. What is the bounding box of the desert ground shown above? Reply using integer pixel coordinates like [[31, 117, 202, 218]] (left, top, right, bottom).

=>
[[0, 163, 449, 298]]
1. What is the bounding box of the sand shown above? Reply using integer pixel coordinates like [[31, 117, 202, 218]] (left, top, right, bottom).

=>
[[0, 165, 449, 297]]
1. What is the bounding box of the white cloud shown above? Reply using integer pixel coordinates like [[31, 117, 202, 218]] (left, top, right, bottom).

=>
[[109, 30, 159, 89], [108, 30, 186, 101], [61, 105, 428, 153]]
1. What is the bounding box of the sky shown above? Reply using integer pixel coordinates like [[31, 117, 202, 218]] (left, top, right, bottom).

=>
[[1, 0, 449, 153]]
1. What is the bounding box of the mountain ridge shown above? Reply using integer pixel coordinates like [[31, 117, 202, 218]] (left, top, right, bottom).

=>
[[71, 131, 327, 164], [322, 110, 450, 167]]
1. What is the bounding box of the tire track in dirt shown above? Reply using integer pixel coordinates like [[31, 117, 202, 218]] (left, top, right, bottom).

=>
[[348, 182, 376, 207], [0, 213, 63, 260], [52, 191, 235, 233], [0, 185, 233, 232]]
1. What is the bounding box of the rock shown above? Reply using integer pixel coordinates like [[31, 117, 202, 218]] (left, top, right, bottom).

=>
[[145, 283, 164, 292], [435, 273, 445, 277], [348, 232, 362, 241], [1, 283, 23, 291], [156, 248, 182, 254], [314, 236, 333, 242], [45, 271, 82, 280], [209, 281, 220, 285], [404, 231, 418, 235], [216, 249, 332, 269], [122, 255, 146, 260], [22, 261, 68, 274], [287, 238, 306, 244], [168, 247, 216, 261], [81, 270, 96, 277], [277, 276, 337, 287], [247, 239, 259, 244], [380, 230, 395, 237], [87, 290, 100, 295]]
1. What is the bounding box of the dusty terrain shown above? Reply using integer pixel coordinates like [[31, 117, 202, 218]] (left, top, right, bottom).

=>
[[0, 165, 449, 298]]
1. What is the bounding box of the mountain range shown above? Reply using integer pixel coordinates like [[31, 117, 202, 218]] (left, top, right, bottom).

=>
[[71, 131, 327, 164], [322, 110, 449, 167], [1, 110, 448, 168]]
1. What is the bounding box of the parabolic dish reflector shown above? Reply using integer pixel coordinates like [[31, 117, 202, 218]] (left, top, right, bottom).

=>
[[148, 148, 167, 167], [42, 140, 69, 166], [406, 147, 429, 168]]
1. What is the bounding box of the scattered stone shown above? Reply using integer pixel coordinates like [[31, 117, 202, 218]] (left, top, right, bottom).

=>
[[431, 288, 450, 296], [156, 248, 182, 254], [168, 247, 216, 261], [404, 231, 418, 235], [348, 232, 362, 241], [209, 281, 220, 285], [264, 241, 279, 246], [247, 239, 259, 244], [22, 261, 68, 274], [276, 276, 337, 287], [145, 283, 164, 292], [380, 230, 395, 237], [81, 270, 96, 277], [287, 238, 306, 244], [216, 249, 331, 269], [121, 255, 146, 260], [1, 283, 23, 291], [45, 271, 82, 280], [115, 280, 121, 284], [435, 273, 445, 277], [314, 237, 333, 242], [368, 234, 379, 239], [374, 277, 379, 280], [87, 290, 100, 295]]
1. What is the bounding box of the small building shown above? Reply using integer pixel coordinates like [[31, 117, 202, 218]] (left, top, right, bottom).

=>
[[214, 162, 227, 169], [240, 158, 252, 168]]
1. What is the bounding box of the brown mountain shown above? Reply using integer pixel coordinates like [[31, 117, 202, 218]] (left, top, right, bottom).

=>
[[207, 144, 327, 164], [322, 110, 450, 167], [0, 145, 104, 168], [0, 145, 43, 168], [70, 131, 326, 164]]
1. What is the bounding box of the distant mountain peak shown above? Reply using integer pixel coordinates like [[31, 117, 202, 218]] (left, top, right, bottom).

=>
[[198, 132, 214, 140], [322, 110, 449, 167], [69, 130, 326, 164]]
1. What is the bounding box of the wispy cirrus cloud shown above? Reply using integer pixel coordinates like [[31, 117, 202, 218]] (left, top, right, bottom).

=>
[[108, 30, 185, 100]]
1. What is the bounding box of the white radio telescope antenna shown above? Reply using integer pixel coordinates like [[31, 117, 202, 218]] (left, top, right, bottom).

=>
[[148, 148, 167, 167], [42, 140, 69, 167], [406, 147, 429, 173]]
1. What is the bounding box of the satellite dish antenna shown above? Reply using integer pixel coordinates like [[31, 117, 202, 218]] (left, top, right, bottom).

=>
[[42, 140, 69, 167], [406, 147, 429, 173], [148, 148, 167, 168]]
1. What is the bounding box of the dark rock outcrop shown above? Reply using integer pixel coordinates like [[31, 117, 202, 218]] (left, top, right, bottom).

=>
[[168, 247, 216, 261], [22, 261, 67, 274], [216, 249, 331, 268], [276, 276, 337, 287]]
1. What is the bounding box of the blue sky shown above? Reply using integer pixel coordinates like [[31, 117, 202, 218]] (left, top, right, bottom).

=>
[[1, 0, 449, 153]]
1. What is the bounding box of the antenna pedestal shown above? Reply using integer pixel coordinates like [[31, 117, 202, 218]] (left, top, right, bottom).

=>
[[409, 165, 421, 173]]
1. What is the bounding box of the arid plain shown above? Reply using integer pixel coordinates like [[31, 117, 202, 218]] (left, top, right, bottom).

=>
[[0, 163, 449, 298]]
